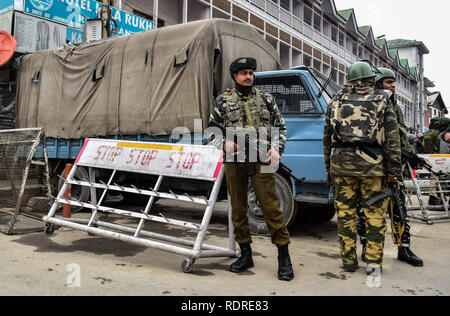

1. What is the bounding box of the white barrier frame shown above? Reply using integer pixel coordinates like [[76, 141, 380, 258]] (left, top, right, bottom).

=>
[[43, 139, 237, 272], [404, 161, 450, 224]]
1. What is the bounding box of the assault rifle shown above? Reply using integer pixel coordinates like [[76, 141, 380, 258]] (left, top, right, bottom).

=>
[[366, 183, 407, 221], [401, 148, 446, 177], [207, 120, 299, 181]]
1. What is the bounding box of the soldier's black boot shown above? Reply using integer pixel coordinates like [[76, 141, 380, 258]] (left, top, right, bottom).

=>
[[277, 245, 294, 281], [343, 262, 358, 273], [230, 243, 254, 273], [398, 247, 424, 267]]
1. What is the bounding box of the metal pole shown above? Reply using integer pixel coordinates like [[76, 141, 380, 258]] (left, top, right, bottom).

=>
[[45, 164, 79, 219], [153, 0, 158, 29], [101, 0, 110, 38], [192, 167, 226, 257], [134, 175, 164, 237], [63, 164, 73, 219]]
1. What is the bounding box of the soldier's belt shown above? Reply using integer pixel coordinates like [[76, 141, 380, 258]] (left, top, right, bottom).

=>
[[332, 142, 382, 161]]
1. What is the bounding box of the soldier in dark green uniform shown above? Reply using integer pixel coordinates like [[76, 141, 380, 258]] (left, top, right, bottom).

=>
[[323, 61, 402, 275], [356, 68, 424, 267], [423, 117, 450, 154], [423, 117, 450, 205], [208, 57, 293, 281]]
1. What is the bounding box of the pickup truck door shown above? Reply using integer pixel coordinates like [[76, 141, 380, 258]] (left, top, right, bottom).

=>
[[254, 72, 328, 184]]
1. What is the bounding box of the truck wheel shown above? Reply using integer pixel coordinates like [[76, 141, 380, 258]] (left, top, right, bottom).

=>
[[247, 173, 296, 235], [57, 166, 90, 213]]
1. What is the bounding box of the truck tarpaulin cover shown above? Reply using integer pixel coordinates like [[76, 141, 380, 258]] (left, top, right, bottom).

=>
[[16, 19, 281, 139]]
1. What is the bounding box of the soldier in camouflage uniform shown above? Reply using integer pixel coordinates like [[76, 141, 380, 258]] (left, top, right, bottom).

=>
[[208, 57, 293, 281], [323, 61, 402, 275], [423, 117, 450, 205], [356, 68, 423, 267], [423, 117, 450, 154]]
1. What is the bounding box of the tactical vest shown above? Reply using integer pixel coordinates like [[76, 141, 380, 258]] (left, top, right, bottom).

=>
[[331, 89, 391, 164], [423, 130, 440, 154], [221, 88, 272, 130]]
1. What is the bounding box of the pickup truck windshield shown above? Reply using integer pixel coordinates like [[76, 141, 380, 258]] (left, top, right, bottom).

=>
[[309, 68, 342, 104], [254, 76, 320, 114]]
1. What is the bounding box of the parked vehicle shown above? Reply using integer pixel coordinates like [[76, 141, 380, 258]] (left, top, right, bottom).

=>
[[15, 19, 342, 233]]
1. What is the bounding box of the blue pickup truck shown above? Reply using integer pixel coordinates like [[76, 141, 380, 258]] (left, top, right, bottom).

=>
[[43, 66, 341, 234]]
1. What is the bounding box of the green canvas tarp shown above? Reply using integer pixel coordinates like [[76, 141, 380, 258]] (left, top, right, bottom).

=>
[[16, 19, 281, 139]]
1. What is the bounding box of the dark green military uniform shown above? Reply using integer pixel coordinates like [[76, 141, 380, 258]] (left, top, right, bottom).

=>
[[324, 78, 402, 268], [424, 118, 450, 154], [210, 85, 290, 246]]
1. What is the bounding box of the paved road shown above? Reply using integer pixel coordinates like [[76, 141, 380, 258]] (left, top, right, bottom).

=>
[[0, 199, 449, 296]]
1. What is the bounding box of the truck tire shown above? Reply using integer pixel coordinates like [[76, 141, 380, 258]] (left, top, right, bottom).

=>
[[247, 173, 296, 235], [57, 166, 90, 213]]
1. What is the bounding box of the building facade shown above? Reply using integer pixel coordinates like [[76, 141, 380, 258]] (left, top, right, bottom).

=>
[[1, 0, 435, 132], [111, 0, 425, 131]]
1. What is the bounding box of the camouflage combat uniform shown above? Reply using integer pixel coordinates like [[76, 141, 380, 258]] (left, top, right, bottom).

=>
[[357, 95, 413, 248], [423, 129, 441, 154], [209, 85, 290, 246], [424, 118, 450, 154], [323, 86, 402, 266]]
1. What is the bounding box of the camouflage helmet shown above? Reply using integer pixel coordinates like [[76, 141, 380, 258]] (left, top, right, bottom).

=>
[[347, 61, 376, 82], [375, 68, 396, 84], [437, 117, 450, 132], [429, 117, 441, 130]]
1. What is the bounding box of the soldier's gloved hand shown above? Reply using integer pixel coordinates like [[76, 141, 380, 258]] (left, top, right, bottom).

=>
[[266, 149, 281, 166], [224, 141, 238, 153]]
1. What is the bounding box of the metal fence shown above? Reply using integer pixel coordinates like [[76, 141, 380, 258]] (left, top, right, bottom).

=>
[[0, 128, 51, 234]]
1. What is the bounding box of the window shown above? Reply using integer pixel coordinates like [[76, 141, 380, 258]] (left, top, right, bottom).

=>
[[254, 76, 319, 114], [339, 31, 345, 47], [304, 5, 313, 26], [313, 13, 321, 32], [313, 59, 321, 72], [280, 0, 290, 11], [292, 0, 302, 19], [323, 19, 330, 37], [339, 72, 345, 86], [303, 54, 312, 67], [331, 25, 337, 43]]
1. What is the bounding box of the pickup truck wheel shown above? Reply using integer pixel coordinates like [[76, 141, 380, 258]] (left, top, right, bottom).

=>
[[247, 173, 296, 235], [57, 166, 90, 213]]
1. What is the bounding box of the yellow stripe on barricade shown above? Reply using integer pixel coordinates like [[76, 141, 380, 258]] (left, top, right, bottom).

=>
[[428, 154, 450, 158], [117, 142, 184, 151]]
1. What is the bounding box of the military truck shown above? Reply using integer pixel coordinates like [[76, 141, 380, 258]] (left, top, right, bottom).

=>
[[15, 19, 341, 233]]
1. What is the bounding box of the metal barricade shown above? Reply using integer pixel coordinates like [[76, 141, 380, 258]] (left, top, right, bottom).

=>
[[404, 155, 450, 224], [43, 138, 237, 273], [0, 128, 51, 234]]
